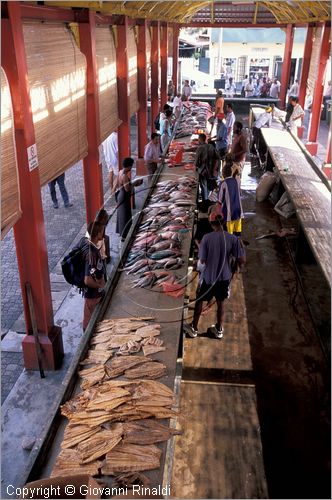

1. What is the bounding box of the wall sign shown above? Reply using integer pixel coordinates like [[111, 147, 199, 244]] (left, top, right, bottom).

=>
[[27, 143, 39, 171]]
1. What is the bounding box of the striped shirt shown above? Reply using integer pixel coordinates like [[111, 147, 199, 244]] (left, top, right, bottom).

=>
[[218, 176, 243, 222]]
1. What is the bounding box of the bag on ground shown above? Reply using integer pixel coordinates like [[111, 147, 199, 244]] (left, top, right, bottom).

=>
[[274, 192, 295, 219], [256, 171, 277, 202]]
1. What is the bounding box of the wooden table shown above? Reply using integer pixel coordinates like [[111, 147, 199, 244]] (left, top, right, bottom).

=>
[[260, 125, 331, 284]]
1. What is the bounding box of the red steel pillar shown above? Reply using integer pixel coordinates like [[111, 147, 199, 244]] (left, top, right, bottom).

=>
[[116, 18, 130, 169], [3, 4, 63, 370], [172, 24, 179, 93], [79, 11, 103, 224], [306, 23, 331, 156], [298, 24, 314, 108], [325, 132, 331, 164], [322, 131, 331, 179], [137, 19, 148, 158], [279, 24, 294, 108], [160, 22, 168, 105], [150, 21, 160, 135]]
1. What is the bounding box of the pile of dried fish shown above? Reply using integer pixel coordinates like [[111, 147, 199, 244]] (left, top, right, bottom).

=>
[[78, 318, 164, 363], [53, 378, 180, 477], [101, 443, 162, 474]]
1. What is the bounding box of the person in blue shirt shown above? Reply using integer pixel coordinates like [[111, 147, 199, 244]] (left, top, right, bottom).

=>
[[213, 119, 228, 160], [184, 211, 245, 339]]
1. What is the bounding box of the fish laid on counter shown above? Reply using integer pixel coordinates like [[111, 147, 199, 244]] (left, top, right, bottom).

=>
[[118, 340, 142, 355], [77, 427, 123, 464], [51, 449, 101, 477], [101, 442, 162, 475], [78, 365, 106, 388], [62, 424, 100, 449], [142, 344, 166, 356], [124, 361, 166, 380], [105, 355, 152, 379], [112, 472, 150, 489], [135, 324, 160, 336], [80, 349, 112, 365], [123, 420, 180, 445]]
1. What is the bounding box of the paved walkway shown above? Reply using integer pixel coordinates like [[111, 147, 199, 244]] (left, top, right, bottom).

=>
[[1, 121, 139, 403]]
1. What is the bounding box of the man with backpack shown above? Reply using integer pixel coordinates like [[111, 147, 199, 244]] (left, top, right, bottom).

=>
[[61, 221, 106, 331], [82, 221, 106, 331]]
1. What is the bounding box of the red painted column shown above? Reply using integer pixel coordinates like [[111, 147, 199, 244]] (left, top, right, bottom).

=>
[[116, 18, 130, 169], [298, 24, 314, 108], [3, 5, 63, 370], [172, 24, 179, 93], [306, 23, 331, 156], [79, 11, 103, 224], [150, 21, 160, 135], [137, 19, 148, 158], [160, 22, 168, 105], [279, 24, 294, 108], [322, 131, 331, 179], [325, 132, 331, 164]]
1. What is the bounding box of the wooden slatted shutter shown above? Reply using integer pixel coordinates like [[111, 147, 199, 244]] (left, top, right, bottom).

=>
[[168, 26, 173, 56], [146, 26, 151, 68], [1, 68, 21, 238], [96, 26, 121, 142], [307, 26, 323, 94], [127, 26, 138, 116], [22, 21, 88, 186]]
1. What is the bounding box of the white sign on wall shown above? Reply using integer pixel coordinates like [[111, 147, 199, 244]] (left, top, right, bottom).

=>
[[27, 143, 39, 171]]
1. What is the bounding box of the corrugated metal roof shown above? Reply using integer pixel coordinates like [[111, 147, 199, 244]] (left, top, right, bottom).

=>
[[44, 1, 331, 24]]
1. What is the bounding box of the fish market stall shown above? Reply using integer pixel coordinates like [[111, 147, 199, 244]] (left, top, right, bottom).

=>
[[24, 132, 201, 495]]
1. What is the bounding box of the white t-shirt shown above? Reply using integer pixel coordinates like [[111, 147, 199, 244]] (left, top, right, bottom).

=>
[[289, 82, 299, 96], [102, 132, 118, 174], [269, 83, 280, 98], [182, 85, 192, 98], [225, 82, 236, 97], [173, 95, 183, 111]]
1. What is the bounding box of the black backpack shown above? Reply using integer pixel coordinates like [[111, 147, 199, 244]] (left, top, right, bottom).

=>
[[61, 237, 89, 288], [154, 113, 160, 131]]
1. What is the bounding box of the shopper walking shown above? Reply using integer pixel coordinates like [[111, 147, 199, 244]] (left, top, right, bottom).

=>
[[195, 133, 219, 204], [225, 103, 236, 145], [245, 77, 254, 98], [82, 221, 106, 331], [269, 78, 280, 99], [160, 108, 173, 151], [167, 80, 175, 101], [218, 162, 243, 236], [288, 96, 304, 134], [48, 173, 72, 209], [144, 133, 162, 179], [230, 121, 247, 176], [182, 80, 192, 101], [225, 77, 236, 98], [184, 211, 245, 339], [101, 131, 118, 193], [116, 158, 143, 241]]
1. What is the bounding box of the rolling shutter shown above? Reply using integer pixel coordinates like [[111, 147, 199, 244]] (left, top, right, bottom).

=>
[[96, 26, 121, 142], [23, 21, 88, 186], [1, 68, 21, 238], [127, 26, 138, 116]]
